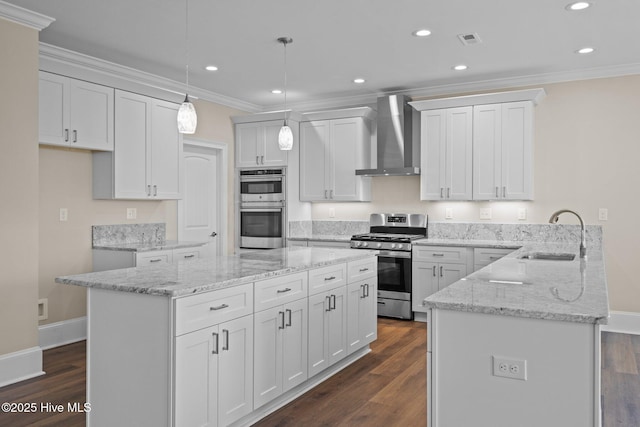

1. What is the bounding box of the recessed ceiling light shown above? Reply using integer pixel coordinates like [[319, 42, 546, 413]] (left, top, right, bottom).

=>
[[453, 64, 468, 71], [205, 65, 218, 71], [576, 47, 595, 54], [353, 78, 366, 84], [271, 89, 282, 94], [413, 29, 432, 37], [566, 2, 591, 11]]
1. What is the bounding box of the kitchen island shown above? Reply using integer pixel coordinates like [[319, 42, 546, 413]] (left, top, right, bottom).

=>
[[423, 241, 609, 427], [56, 247, 378, 427]]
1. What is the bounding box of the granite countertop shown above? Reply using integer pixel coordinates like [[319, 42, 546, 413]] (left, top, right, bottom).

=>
[[56, 247, 375, 297], [423, 241, 609, 325], [414, 238, 523, 249], [288, 235, 353, 243], [92, 240, 207, 252]]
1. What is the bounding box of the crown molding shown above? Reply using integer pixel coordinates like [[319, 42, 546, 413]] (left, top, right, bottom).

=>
[[39, 43, 261, 113], [0, 1, 54, 31]]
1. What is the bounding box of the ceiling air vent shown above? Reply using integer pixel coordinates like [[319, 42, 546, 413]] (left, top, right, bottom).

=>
[[457, 33, 482, 46]]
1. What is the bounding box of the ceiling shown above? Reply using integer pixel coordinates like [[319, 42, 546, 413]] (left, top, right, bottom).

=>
[[5, 0, 640, 111]]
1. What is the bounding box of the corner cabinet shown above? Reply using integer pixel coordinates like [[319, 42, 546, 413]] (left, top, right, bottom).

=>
[[38, 71, 114, 151], [300, 108, 374, 202], [235, 120, 290, 168], [92, 90, 182, 200], [420, 107, 473, 201], [410, 88, 544, 202]]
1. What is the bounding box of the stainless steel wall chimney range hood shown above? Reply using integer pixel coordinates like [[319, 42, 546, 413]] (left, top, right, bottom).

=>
[[356, 94, 420, 176]]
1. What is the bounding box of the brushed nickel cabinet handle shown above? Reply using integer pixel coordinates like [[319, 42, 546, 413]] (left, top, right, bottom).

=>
[[330, 189, 333, 199], [153, 185, 157, 196], [73, 130, 77, 143], [503, 186, 506, 198], [149, 258, 162, 263], [447, 187, 451, 198], [278, 311, 285, 329], [359, 268, 369, 272], [64, 129, 69, 142], [496, 187, 499, 198], [325, 190, 328, 199], [210, 303, 229, 311], [330, 294, 336, 310], [432, 266, 436, 277], [261, 155, 264, 164], [360, 284, 366, 299], [440, 266, 444, 277], [147, 185, 151, 196], [324, 276, 336, 281], [440, 188, 444, 198], [212, 332, 219, 354], [277, 288, 292, 293], [432, 253, 444, 257], [183, 254, 195, 259], [286, 309, 292, 327], [222, 329, 229, 351], [325, 296, 331, 312], [256, 156, 259, 165], [365, 283, 370, 297]]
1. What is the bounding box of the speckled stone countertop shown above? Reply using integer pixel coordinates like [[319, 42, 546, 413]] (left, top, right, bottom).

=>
[[423, 241, 609, 325], [414, 238, 523, 249], [93, 240, 207, 252], [56, 247, 375, 297], [288, 235, 352, 243]]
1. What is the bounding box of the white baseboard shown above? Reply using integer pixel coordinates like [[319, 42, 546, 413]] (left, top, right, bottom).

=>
[[0, 346, 44, 388], [600, 311, 640, 335], [39, 316, 87, 350]]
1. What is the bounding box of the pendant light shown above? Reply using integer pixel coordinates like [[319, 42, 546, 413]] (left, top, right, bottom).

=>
[[277, 37, 293, 151], [177, 0, 197, 134]]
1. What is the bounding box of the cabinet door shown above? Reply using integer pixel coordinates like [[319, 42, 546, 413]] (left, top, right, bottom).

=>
[[361, 280, 377, 346], [347, 279, 376, 354], [175, 326, 218, 427], [282, 298, 308, 393], [412, 262, 440, 313], [150, 99, 182, 199], [300, 121, 329, 201], [114, 90, 150, 198], [308, 292, 329, 377], [218, 315, 253, 426], [438, 263, 468, 291], [445, 107, 473, 200], [236, 123, 261, 167], [254, 306, 283, 409], [327, 286, 347, 366], [420, 110, 446, 200], [473, 104, 502, 200], [329, 118, 361, 201], [39, 72, 69, 146], [501, 101, 533, 200], [69, 79, 114, 151], [262, 121, 289, 167]]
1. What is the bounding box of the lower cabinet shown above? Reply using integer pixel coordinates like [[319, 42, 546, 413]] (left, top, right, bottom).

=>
[[308, 286, 348, 377], [175, 314, 254, 427], [253, 298, 308, 409], [346, 278, 377, 354]]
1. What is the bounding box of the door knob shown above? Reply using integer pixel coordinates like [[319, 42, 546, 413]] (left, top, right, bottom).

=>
[[210, 232, 217, 237]]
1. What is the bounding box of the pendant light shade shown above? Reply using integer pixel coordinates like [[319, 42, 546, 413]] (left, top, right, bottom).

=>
[[177, 95, 197, 134], [277, 37, 293, 151], [178, 0, 197, 134], [278, 123, 293, 150]]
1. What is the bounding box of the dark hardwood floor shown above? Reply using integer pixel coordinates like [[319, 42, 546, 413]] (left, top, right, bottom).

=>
[[0, 322, 637, 426]]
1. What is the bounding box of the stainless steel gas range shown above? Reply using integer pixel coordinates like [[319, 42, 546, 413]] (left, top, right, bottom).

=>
[[350, 213, 428, 320]]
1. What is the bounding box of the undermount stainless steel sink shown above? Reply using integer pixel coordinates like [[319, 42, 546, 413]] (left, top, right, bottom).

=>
[[519, 252, 576, 261]]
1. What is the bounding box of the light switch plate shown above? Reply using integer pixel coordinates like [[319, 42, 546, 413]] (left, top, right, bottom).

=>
[[479, 208, 492, 220], [598, 208, 608, 221], [126, 208, 137, 220], [59, 208, 68, 222], [329, 207, 336, 218], [517, 208, 527, 220], [445, 208, 453, 220]]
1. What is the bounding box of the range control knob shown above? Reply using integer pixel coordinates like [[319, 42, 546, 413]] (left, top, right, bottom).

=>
[[396, 243, 404, 250], [376, 242, 382, 249], [362, 242, 369, 248], [390, 243, 397, 249]]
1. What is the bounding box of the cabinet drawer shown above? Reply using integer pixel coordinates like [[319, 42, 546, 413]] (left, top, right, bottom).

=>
[[413, 246, 467, 264], [173, 247, 204, 262], [473, 247, 514, 268], [308, 263, 347, 295], [136, 250, 173, 266], [347, 257, 377, 282], [254, 271, 308, 312], [175, 283, 253, 335]]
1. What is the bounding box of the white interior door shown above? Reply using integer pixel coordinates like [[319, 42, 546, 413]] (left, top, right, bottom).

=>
[[179, 143, 223, 258]]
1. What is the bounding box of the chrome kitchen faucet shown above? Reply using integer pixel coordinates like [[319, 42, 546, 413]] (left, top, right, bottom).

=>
[[549, 209, 587, 259]]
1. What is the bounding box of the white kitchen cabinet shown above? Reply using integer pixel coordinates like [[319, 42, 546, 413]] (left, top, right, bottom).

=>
[[235, 120, 290, 168], [420, 107, 473, 200], [308, 285, 348, 377], [175, 314, 254, 427], [412, 246, 468, 313], [472, 247, 514, 271], [92, 90, 182, 199], [92, 245, 205, 272], [473, 101, 533, 200], [346, 278, 377, 355], [300, 111, 372, 202], [39, 71, 114, 151]]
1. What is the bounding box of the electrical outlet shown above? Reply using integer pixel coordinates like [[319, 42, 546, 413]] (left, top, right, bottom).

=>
[[38, 298, 48, 321], [59, 208, 68, 222], [493, 356, 527, 381], [479, 208, 492, 220], [126, 208, 137, 220], [445, 207, 453, 220], [329, 207, 336, 218], [517, 208, 527, 221], [598, 208, 608, 221]]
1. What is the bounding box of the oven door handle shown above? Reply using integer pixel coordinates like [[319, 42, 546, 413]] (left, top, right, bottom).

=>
[[240, 208, 283, 212], [376, 250, 411, 259]]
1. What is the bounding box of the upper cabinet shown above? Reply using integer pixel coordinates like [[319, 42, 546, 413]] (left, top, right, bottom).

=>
[[93, 90, 182, 200], [235, 120, 290, 168], [420, 107, 473, 201], [411, 88, 544, 201], [39, 71, 114, 151], [300, 108, 374, 202]]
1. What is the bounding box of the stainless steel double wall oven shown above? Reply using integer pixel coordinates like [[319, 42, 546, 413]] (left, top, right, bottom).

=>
[[239, 168, 286, 249]]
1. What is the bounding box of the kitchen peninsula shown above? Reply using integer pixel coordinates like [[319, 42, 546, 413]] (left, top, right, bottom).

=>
[[423, 239, 609, 427], [56, 247, 378, 427]]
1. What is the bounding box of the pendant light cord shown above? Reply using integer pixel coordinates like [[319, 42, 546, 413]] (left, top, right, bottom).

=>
[[283, 40, 288, 125], [185, 0, 190, 95]]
